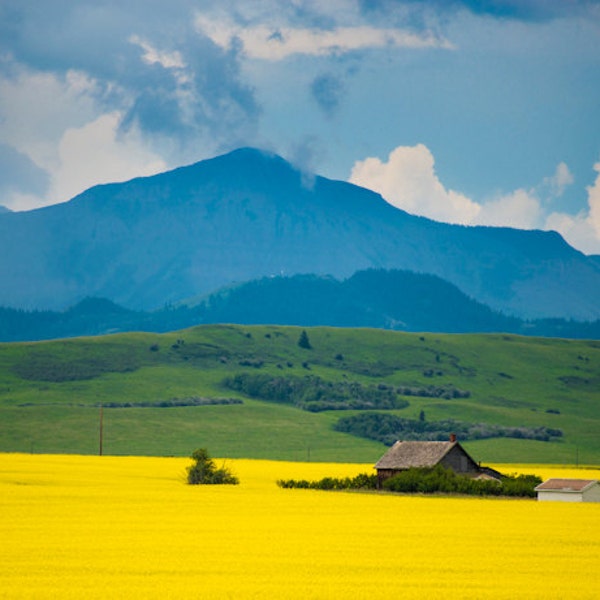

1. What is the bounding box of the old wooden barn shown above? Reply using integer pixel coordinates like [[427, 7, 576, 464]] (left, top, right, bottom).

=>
[[374, 435, 499, 488]]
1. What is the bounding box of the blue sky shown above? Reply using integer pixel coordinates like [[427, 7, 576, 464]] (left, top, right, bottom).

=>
[[1, 0, 599, 253]]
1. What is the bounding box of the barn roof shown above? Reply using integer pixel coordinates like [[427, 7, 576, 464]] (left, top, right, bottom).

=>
[[534, 478, 598, 493], [375, 440, 460, 470]]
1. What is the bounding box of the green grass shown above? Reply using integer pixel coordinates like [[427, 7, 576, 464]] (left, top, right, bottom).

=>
[[0, 325, 598, 464]]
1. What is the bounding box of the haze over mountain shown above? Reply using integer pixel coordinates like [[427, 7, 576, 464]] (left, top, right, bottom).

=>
[[1, 148, 599, 320]]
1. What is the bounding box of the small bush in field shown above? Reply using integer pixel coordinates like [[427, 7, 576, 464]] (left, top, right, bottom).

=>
[[186, 448, 239, 485]]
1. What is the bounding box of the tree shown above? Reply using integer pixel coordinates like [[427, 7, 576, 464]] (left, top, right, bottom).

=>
[[298, 330, 312, 349], [186, 448, 239, 485]]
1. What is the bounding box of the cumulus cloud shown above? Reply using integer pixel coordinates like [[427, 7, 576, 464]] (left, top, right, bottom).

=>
[[350, 144, 600, 254], [545, 163, 600, 255], [349, 144, 480, 224], [473, 189, 542, 229], [51, 112, 167, 204]]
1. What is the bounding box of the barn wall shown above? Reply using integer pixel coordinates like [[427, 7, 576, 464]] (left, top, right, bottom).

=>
[[582, 485, 600, 502], [537, 491, 583, 502], [440, 446, 480, 474], [376, 469, 396, 488]]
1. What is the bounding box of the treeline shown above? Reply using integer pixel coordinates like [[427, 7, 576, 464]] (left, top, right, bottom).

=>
[[277, 466, 542, 498], [223, 373, 409, 412], [334, 413, 563, 445], [99, 397, 242, 408], [2, 269, 600, 342]]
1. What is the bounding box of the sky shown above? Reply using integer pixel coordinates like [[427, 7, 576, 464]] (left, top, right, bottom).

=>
[[1, 0, 600, 254]]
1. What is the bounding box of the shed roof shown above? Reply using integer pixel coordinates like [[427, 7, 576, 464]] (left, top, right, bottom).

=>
[[375, 440, 458, 470], [534, 478, 598, 493]]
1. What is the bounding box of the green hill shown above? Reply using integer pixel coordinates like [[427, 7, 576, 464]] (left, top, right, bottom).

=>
[[0, 325, 598, 464]]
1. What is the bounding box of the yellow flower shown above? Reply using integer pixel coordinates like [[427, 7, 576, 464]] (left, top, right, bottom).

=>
[[1, 454, 599, 599]]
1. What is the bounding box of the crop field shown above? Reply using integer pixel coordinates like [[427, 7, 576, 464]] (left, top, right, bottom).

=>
[[1, 453, 599, 599]]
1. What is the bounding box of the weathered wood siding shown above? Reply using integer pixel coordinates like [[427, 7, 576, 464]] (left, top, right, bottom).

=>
[[439, 445, 480, 475]]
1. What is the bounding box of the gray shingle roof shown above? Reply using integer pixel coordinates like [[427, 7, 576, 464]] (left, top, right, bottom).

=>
[[375, 440, 456, 470]]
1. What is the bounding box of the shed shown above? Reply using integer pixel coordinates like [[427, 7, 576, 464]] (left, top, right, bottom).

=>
[[374, 437, 487, 488], [534, 478, 600, 502]]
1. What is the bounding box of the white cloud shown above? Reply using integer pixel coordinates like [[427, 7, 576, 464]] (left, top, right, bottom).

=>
[[349, 144, 600, 254], [0, 64, 169, 210], [473, 189, 542, 229], [3, 112, 167, 210], [349, 144, 480, 224], [0, 68, 100, 173], [195, 15, 453, 60], [545, 162, 600, 255], [49, 112, 167, 204], [543, 161, 574, 198]]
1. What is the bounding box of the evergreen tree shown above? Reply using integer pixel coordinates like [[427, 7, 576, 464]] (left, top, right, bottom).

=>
[[298, 330, 312, 349]]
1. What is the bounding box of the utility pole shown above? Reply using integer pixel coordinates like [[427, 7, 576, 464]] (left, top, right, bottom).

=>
[[99, 404, 104, 456]]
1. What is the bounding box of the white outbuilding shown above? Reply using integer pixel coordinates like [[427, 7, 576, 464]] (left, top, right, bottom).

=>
[[535, 478, 600, 502]]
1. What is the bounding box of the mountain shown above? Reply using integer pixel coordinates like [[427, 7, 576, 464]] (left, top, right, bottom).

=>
[[2, 270, 599, 342], [197, 270, 521, 332], [0, 147, 599, 319]]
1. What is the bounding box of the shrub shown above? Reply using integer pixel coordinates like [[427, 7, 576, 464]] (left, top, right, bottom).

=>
[[186, 448, 239, 485]]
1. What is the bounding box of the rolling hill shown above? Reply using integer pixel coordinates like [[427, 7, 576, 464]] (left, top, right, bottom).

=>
[[1, 324, 598, 464]]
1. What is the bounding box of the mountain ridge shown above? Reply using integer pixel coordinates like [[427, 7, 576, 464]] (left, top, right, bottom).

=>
[[0, 147, 598, 319], [2, 269, 599, 342]]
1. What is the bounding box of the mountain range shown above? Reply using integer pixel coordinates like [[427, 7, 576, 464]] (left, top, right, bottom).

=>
[[1, 147, 599, 320]]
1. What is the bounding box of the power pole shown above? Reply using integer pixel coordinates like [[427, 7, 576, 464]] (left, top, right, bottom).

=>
[[99, 404, 104, 456]]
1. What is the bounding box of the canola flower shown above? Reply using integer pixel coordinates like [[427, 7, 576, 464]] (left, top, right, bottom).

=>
[[1, 454, 599, 599]]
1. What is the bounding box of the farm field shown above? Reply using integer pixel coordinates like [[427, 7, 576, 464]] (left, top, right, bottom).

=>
[[1, 453, 599, 599]]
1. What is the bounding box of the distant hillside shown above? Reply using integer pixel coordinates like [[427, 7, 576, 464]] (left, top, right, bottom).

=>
[[0, 324, 598, 463], [1, 269, 599, 342], [0, 148, 599, 319]]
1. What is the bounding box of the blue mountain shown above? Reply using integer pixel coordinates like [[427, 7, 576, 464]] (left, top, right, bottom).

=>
[[0, 147, 598, 319]]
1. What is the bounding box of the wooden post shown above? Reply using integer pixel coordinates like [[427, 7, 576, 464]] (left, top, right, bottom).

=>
[[99, 404, 104, 456]]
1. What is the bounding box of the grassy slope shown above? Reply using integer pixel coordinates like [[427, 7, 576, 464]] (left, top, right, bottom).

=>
[[0, 325, 598, 464]]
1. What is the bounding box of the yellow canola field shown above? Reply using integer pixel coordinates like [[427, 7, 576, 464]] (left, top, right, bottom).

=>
[[1, 454, 600, 599]]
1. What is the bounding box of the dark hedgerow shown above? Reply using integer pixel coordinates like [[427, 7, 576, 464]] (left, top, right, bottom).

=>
[[334, 412, 563, 445], [383, 466, 541, 497], [277, 472, 378, 490], [277, 466, 541, 498], [224, 373, 409, 412]]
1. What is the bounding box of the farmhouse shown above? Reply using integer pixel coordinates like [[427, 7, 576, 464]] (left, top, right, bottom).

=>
[[375, 435, 499, 488], [534, 478, 600, 502]]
